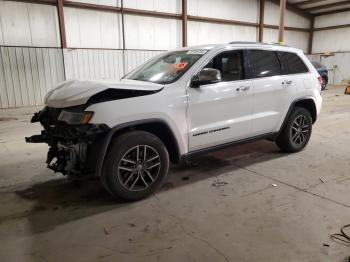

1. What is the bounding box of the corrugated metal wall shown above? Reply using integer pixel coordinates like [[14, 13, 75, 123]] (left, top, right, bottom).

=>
[[124, 50, 164, 74], [0, 0, 314, 108], [0, 1, 60, 47], [0, 47, 64, 108], [63, 49, 124, 80], [311, 10, 350, 84], [308, 53, 350, 85], [63, 48, 163, 81], [187, 0, 310, 52], [0, 47, 164, 108]]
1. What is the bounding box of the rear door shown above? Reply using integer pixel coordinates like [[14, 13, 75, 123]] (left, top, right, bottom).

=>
[[247, 49, 291, 135]]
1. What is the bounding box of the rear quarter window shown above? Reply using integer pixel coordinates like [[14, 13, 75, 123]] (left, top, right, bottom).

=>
[[278, 52, 309, 75]]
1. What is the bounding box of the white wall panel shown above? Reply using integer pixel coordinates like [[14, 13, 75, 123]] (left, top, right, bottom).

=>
[[284, 31, 309, 54], [64, 49, 123, 80], [188, 0, 258, 23], [263, 29, 308, 52], [64, 7, 122, 48], [0, 1, 60, 47], [264, 1, 310, 28], [0, 47, 162, 108], [312, 11, 350, 86], [28, 4, 61, 47], [124, 15, 181, 50], [123, 0, 181, 14], [263, 28, 278, 43], [314, 11, 350, 28], [313, 28, 350, 53], [100, 12, 123, 48], [308, 53, 350, 85], [64, 48, 163, 81], [79, 9, 102, 48], [0, 47, 64, 108], [188, 21, 257, 46], [0, 17, 4, 45], [64, 8, 81, 47], [124, 49, 163, 74], [0, 1, 32, 46]]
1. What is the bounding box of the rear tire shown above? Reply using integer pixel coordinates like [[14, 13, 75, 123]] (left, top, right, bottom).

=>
[[101, 131, 169, 201], [276, 107, 312, 153], [321, 77, 327, 90]]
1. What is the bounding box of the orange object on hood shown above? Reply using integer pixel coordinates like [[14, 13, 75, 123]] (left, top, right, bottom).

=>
[[174, 62, 189, 70]]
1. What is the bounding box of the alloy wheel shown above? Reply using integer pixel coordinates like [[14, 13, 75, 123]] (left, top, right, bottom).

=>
[[117, 145, 161, 191], [290, 114, 310, 145]]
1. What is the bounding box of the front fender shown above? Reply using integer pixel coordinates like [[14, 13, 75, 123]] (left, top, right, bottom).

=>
[[92, 118, 181, 177]]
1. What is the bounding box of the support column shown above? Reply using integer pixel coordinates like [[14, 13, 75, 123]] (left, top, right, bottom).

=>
[[308, 16, 315, 54], [182, 0, 187, 47], [278, 0, 286, 44], [57, 0, 67, 48], [258, 0, 265, 42], [121, 0, 126, 75]]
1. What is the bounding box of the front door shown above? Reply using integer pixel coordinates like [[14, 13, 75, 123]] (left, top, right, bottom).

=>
[[187, 50, 253, 151]]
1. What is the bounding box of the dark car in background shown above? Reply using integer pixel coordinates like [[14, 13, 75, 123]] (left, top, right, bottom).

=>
[[312, 61, 328, 90]]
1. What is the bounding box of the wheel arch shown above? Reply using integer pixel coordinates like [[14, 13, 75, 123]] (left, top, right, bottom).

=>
[[278, 97, 317, 135], [94, 119, 181, 177], [294, 98, 317, 123]]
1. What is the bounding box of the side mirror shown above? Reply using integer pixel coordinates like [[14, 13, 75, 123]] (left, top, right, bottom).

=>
[[191, 68, 221, 88]]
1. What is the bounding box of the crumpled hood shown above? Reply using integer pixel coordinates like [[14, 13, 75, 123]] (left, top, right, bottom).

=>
[[45, 79, 163, 108]]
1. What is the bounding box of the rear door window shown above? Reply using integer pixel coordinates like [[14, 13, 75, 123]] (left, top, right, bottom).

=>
[[278, 52, 309, 75], [248, 50, 282, 78]]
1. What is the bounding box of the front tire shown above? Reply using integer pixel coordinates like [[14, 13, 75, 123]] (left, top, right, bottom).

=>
[[276, 107, 312, 153], [101, 131, 169, 201]]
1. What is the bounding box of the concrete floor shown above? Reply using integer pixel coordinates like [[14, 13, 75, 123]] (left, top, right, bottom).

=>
[[0, 85, 350, 262]]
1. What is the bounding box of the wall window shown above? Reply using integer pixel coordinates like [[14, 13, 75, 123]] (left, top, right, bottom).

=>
[[248, 50, 282, 78], [204, 51, 244, 82], [278, 52, 309, 75]]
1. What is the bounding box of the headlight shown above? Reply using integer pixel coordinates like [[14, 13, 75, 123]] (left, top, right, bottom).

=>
[[58, 111, 94, 125]]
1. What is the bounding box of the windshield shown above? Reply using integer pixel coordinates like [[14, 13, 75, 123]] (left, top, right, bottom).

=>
[[125, 50, 208, 84]]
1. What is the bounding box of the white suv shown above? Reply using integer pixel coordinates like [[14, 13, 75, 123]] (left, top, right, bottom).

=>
[[26, 42, 323, 201]]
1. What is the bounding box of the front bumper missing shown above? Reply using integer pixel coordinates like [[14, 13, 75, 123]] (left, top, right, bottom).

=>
[[26, 107, 109, 175]]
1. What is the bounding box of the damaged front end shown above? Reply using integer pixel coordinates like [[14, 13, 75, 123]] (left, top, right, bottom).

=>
[[26, 107, 109, 176]]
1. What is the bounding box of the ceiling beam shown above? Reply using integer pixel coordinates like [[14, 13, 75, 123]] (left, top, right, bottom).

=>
[[303, 0, 350, 12], [294, 0, 328, 7], [5, 0, 56, 5], [64, 1, 121, 12], [268, 0, 313, 19], [314, 23, 350, 31], [187, 16, 257, 27], [314, 6, 350, 15], [264, 24, 310, 32]]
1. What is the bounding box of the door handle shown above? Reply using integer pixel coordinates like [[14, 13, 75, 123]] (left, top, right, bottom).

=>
[[282, 80, 293, 85], [236, 86, 250, 92]]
